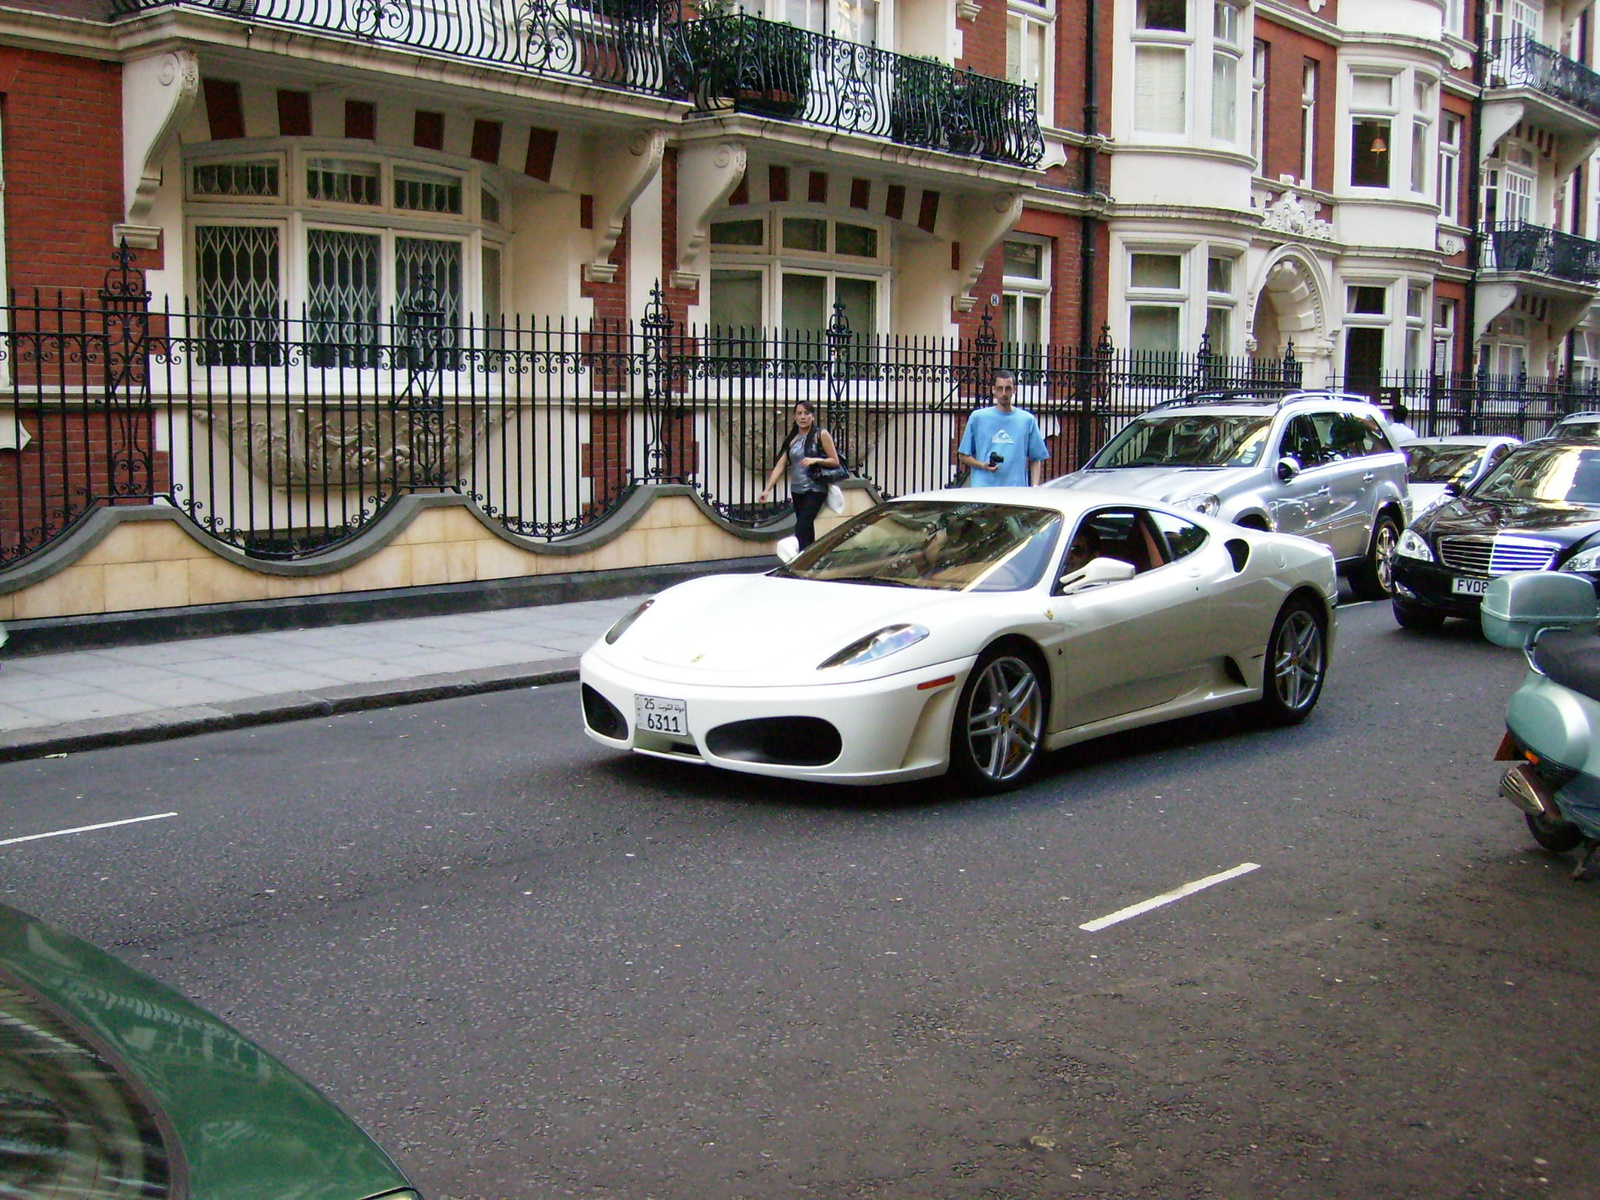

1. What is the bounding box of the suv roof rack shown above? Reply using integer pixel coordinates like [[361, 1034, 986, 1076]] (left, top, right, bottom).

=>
[[1148, 388, 1366, 412]]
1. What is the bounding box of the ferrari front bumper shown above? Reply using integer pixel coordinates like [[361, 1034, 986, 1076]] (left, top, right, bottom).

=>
[[578, 648, 977, 785]]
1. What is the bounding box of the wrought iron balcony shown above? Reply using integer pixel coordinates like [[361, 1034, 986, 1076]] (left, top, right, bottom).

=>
[[684, 14, 1045, 168], [108, 0, 688, 99], [1486, 35, 1600, 122], [1485, 221, 1600, 287]]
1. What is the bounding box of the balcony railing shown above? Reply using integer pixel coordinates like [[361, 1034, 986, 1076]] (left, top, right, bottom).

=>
[[109, 0, 689, 98], [684, 14, 1045, 168], [1485, 221, 1600, 286], [1486, 35, 1600, 122]]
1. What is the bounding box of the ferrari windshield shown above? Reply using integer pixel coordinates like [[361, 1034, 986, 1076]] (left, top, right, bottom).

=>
[[1473, 443, 1600, 505], [781, 500, 1063, 592], [1092, 413, 1273, 468], [1404, 442, 1491, 483]]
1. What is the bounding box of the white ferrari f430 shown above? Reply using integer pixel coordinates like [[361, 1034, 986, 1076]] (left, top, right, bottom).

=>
[[580, 488, 1337, 792]]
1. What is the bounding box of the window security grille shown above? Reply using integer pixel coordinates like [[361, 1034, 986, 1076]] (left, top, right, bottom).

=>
[[306, 229, 381, 367], [306, 159, 381, 206], [193, 161, 280, 198], [394, 168, 463, 215], [195, 224, 282, 365]]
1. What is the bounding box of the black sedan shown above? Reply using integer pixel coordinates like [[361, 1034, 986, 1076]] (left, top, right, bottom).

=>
[[1392, 438, 1600, 630]]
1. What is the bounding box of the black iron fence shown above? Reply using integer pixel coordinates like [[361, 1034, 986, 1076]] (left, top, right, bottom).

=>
[[0, 278, 1308, 571], [1485, 34, 1600, 120], [1484, 221, 1600, 285], [108, 1, 1046, 167], [1338, 370, 1600, 441], [110, 0, 688, 97], [684, 14, 1045, 167]]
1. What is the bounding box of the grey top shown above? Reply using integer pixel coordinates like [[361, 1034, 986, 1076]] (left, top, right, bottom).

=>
[[788, 429, 828, 494]]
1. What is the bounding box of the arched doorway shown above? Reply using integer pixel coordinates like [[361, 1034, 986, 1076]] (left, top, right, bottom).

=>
[[1250, 249, 1333, 387]]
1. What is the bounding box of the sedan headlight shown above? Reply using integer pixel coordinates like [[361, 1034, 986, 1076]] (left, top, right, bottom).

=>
[[817, 624, 929, 670], [1177, 493, 1221, 516], [1561, 545, 1600, 574], [603, 599, 654, 644], [1396, 529, 1434, 562]]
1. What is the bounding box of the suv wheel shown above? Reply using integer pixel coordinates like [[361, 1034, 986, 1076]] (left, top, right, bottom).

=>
[[1351, 514, 1400, 601]]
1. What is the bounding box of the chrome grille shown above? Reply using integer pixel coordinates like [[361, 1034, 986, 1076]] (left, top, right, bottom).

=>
[[1438, 535, 1558, 574]]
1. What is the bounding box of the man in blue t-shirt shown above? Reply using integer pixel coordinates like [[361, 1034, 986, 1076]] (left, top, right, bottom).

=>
[[957, 369, 1049, 487]]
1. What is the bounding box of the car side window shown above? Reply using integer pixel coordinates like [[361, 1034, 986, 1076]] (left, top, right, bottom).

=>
[[1353, 414, 1392, 455], [1147, 510, 1208, 562], [1056, 507, 1168, 583], [1323, 411, 1376, 460], [1279, 414, 1324, 465]]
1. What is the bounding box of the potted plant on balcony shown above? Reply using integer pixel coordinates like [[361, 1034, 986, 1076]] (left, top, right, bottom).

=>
[[686, 0, 809, 119], [890, 55, 947, 148]]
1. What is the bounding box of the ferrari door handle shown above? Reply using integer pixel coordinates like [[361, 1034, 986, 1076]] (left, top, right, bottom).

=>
[[1362, 472, 1377, 481]]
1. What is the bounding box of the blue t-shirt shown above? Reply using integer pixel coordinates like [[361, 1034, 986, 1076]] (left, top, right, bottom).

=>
[[959, 406, 1048, 487]]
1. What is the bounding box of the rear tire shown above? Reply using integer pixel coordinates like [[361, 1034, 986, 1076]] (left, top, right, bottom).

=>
[[1255, 597, 1328, 726], [1526, 811, 1584, 854], [1392, 598, 1447, 631], [1351, 515, 1400, 601], [949, 646, 1047, 793]]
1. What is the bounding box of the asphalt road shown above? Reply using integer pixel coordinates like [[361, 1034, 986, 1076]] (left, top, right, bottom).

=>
[[2, 598, 1598, 1200]]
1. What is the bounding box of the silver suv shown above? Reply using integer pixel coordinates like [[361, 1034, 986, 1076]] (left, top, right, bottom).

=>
[[1045, 390, 1412, 599]]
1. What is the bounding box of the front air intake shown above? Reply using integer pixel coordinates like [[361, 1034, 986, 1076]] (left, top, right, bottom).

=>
[[705, 717, 843, 766], [581, 684, 627, 740]]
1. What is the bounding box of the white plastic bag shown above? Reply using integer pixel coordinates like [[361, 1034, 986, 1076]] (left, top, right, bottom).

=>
[[775, 535, 800, 563], [824, 483, 845, 513]]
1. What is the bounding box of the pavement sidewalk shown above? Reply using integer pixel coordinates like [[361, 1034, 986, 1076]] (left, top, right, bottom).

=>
[[0, 594, 644, 762]]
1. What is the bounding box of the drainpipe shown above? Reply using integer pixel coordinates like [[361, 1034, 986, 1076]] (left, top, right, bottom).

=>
[[1464, 2, 1485, 382], [1079, 0, 1099, 361], [1075, 0, 1100, 467]]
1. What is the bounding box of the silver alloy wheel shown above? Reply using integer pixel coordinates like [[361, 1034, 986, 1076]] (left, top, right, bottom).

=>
[[1271, 607, 1325, 713], [963, 654, 1044, 783], [1374, 520, 1399, 592]]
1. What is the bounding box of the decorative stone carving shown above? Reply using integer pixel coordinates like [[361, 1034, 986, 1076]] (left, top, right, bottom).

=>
[[1260, 191, 1334, 240], [122, 50, 200, 242], [1437, 232, 1466, 256], [677, 141, 748, 271], [194, 404, 506, 489], [586, 128, 667, 278]]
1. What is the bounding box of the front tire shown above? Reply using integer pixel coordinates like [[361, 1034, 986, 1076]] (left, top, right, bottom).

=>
[[1256, 597, 1328, 726], [1526, 811, 1584, 854], [1351, 514, 1401, 601], [949, 646, 1046, 793]]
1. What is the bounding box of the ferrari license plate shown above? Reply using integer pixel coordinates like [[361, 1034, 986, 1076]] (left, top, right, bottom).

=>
[[635, 694, 688, 735], [1452, 576, 1491, 596]]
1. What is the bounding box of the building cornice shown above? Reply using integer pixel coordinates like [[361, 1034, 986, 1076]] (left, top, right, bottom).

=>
[[0, 5, 120, 60]]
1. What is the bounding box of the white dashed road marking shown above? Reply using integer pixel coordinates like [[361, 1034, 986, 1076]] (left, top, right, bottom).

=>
[[1080, 862, 1261, 932], [0, 812, 178, 847]]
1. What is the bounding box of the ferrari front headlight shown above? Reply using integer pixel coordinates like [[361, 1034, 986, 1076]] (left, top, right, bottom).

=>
[[1396, 529, 1434, 562], [603, 599, 654, 644], [817, 624, 929, 670], [1177, 493, 1221, 516], [1561, 545, 1600, 573]]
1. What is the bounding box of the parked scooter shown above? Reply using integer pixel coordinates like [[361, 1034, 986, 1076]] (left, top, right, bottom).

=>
[[1484, 572, 1600, 879]]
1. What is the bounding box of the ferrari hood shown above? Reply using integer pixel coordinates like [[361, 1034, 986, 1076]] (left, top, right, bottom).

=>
[[624, 573, 969, 674]]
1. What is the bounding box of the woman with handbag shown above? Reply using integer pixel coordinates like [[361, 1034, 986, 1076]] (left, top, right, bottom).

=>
[[758, 399, 841, 551]]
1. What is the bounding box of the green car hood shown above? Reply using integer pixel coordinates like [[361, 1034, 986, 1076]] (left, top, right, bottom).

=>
[[0, 903, 414, 1200]]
